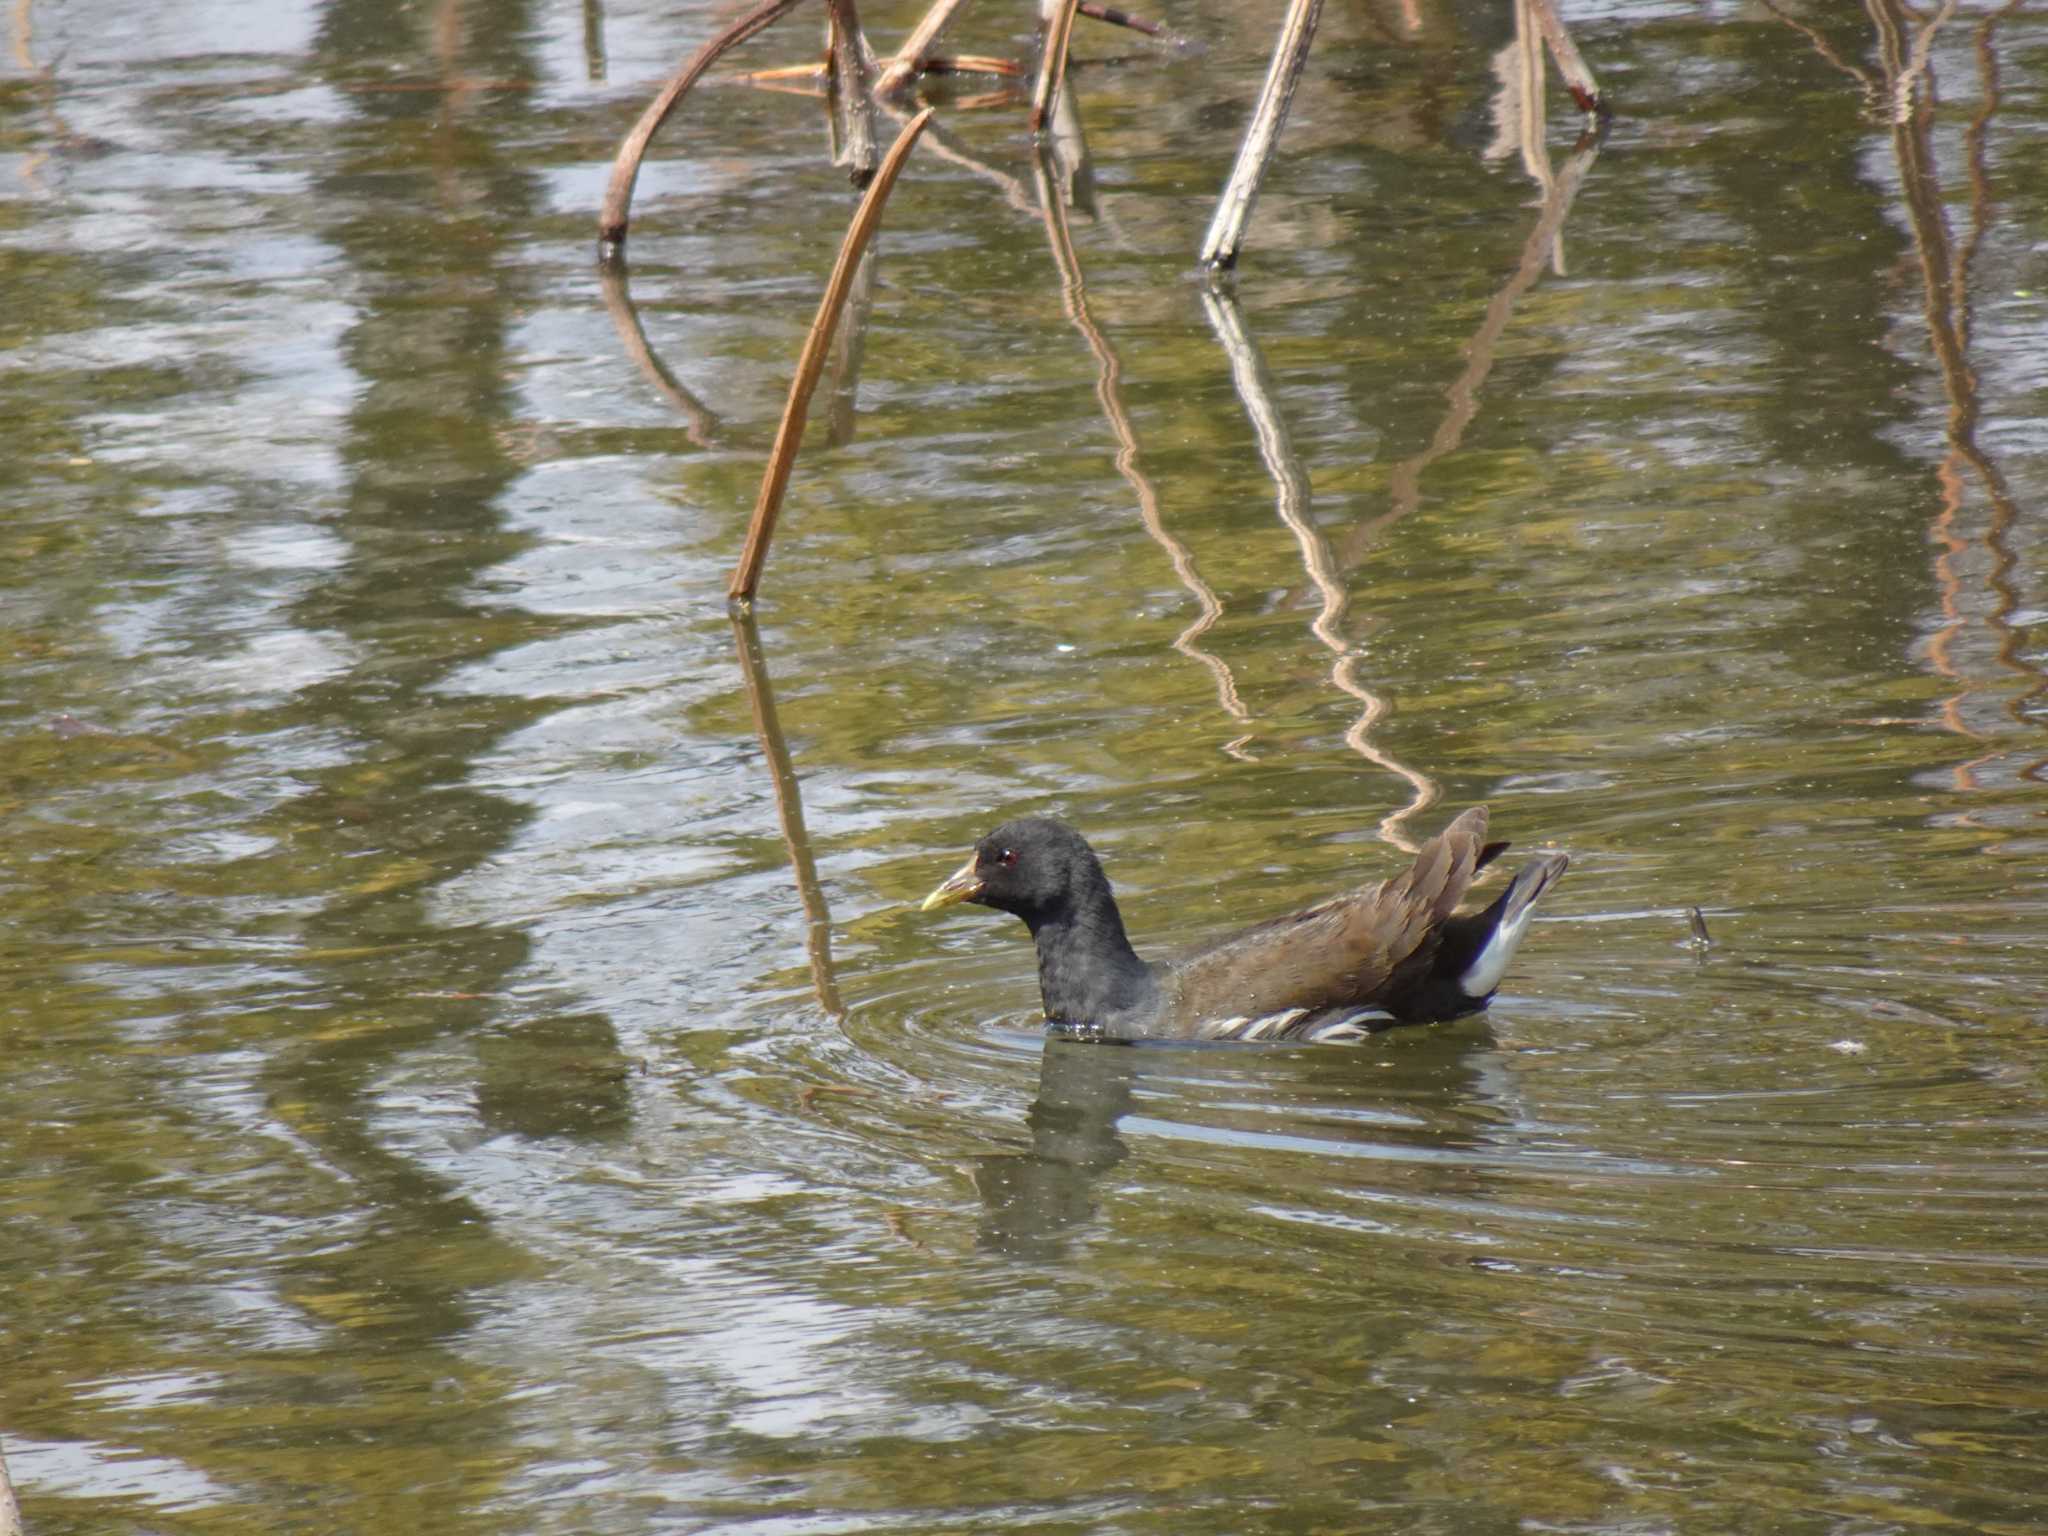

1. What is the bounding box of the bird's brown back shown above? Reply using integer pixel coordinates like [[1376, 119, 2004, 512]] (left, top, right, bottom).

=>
[[1144, 807, 1492, 1033]]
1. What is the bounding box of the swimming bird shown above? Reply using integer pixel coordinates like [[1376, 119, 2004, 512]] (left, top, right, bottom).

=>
[[920, 806, 1565, 1042]]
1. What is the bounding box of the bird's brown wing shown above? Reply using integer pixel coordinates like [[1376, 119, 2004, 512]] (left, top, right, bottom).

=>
[[1147, 807, 1492, 1033]]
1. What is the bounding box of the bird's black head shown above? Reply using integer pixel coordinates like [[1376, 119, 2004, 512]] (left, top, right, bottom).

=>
[[921, 816, 1107, 926]]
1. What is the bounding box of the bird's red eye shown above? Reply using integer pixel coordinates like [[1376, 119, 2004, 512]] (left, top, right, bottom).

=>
[[997, 848, 1018, 868]]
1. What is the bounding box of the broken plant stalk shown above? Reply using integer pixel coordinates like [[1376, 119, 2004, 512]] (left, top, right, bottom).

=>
[[824, 0, 880, 182], [1527, 0, 1604, 115], [1031, 0, 1083, 133], [875, 0, 971, 95], [1199, 0, 1323, 271]]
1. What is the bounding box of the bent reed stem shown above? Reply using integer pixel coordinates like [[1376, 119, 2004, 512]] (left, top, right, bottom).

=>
[[598, 0, 811, 257], [728, 106, 936, 606]]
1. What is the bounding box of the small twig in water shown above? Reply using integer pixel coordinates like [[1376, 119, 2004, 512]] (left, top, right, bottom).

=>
[[1078, 2, 1172, 41], [1198, 0, 1323, 272], [919, 55, 1026, 79], [1524, 0, 1604, 117], [740, 60, 831, 84], [1031, 0, 1083, 133], [824, 0, 880, 183], [876, 0, 971, 95]]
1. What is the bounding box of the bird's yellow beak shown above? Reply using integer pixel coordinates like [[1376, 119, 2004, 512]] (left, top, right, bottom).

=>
[[920, 854, 984, 911]]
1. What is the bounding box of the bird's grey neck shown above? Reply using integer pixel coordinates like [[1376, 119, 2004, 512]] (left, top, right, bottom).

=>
[[1026, 899, 1155, 1026]]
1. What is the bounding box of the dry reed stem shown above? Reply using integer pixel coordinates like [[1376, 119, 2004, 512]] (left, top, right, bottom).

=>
[[1525, 0, 1603, 115], [1198, 0, 1323, 270], [728, 106, 935, 605], [745, 61, 828, 79], [879, 98, 1036, 213], [825, 0, 879, 181], [1031, 0, 1083, 133], [876, 0, 971, 94], [1078, 3, 1167, 39], [926, 54, 1026, 77], [749, 52, 1019, 85], [598, 0, 810, 255]]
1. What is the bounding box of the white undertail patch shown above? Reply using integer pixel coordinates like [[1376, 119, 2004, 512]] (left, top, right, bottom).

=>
[[1459, 855, 1567, 999]]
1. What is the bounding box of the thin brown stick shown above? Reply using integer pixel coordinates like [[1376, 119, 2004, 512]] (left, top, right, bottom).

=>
[[924, 54, 1025, 78], [1198, 0, 1323, 271], [748, 52, 1020, 85], [949, 86, 1029, 110], [1031, 0, 1083, 133], [1524, 0, 1603, 116], [12, 0, 36, 72], [728, 107, 935, 606], [1757, 0, 1878, 107], [1490, 0, 1550, 188], [598, 0, 810, 256], [739, 73, 831, 98], [876, 0, 971, 94], [743, 60, 830, 79], [1077, 3, 1167, 40]]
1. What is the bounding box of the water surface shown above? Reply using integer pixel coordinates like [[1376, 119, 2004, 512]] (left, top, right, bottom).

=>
[[3, 0, 2046, 1530]]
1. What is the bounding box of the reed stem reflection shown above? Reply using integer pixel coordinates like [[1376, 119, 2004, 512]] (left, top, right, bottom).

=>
[[1201, 286, 1439, 850], [597, 261, 722, 446], [731, 608, 846, 1021], [1034, 141, 1256, 757]]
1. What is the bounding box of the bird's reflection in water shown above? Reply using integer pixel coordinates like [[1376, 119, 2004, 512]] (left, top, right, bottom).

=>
[[975, 1038, 1138, 1258], [975, 1024, 1512, 1258]]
